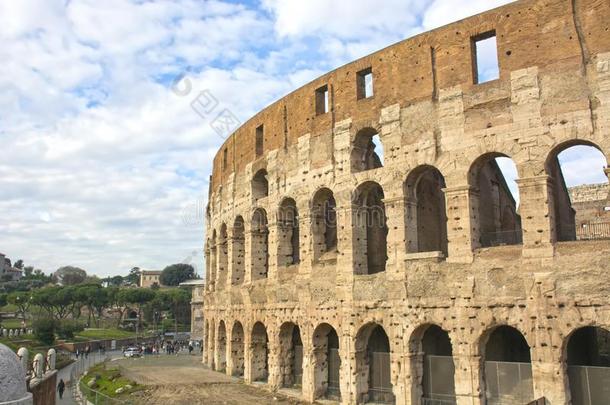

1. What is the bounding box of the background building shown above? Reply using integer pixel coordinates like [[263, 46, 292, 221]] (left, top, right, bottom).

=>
[[139, 270, 162, 288], [180, 279, 205, 341]]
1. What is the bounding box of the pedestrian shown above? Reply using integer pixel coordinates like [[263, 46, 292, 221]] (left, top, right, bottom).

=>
[[75, 349, 80, 359], [188, 344, 193, 355], [57, 379, 65, 399]]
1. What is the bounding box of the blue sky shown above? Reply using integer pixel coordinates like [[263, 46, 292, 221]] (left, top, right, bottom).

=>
[[0, 0, 605, 277]]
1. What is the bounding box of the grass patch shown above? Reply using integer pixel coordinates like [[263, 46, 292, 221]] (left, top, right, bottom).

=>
[[0, 318, 25, 329], [76, 328, 138, 340], [81, 362, 142, 400]]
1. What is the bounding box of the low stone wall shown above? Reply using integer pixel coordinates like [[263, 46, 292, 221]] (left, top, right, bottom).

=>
[[29, 371, 57, 405], [58, 336, 157, 353]]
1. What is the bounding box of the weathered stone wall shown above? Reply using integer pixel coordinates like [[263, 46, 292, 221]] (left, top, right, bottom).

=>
[[202, 0, 610, 404]]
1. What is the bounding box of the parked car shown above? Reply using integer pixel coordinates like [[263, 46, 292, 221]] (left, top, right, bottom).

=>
[[123, 347, 141, 358]]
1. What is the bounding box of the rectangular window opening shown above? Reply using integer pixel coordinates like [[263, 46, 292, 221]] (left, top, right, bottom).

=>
[[315, 85, 329, 115], [223, 148, 228, 170], [472, 31, 499, 84], [255, 125, 264, 157], [357, 68, 373, 99]]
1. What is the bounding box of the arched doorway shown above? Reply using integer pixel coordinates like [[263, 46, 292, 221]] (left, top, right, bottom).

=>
[[251, 322, 269, 382], [353, 182, 388, 275], [218, 224, 228, 288], [312, 323, 341, 400], [251, 209, 269, 280], [351, 128, 383, 172], [278, 198, 300, 266], [216, 321, 227, 372], [209, 231, 217, 288], [545, 142, 609, 241], [278, 322, 304, 389], [252, 169, 269, 200], [311, 188, 338, 262], [230, 321, 245, 377], [231, 216, 245, 285], [483, 326, 534, 405], [356, 323, 394, 404], [468, 154, 522, 248], [566, 326, 610, 404], [404, 166, 448, 255]]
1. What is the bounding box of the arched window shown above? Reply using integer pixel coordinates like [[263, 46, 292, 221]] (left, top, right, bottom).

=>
[[405, 166, 448, 255], [209, 231, 218, 288], [230, 321, 245, 377], [483, 326, 534, 404], [468, 154, 522, 248], [216, 321, 227, 372], [251, 209, 269, 281], [251, 322, 269, 382], [355, 323, 394, 404], [278, 322, 303, 389], [566, 326, 610, 404], [231, 216, 245, 285], [277, 198, 300, 266], [546, 142, 609, 241], [312, 323, 340, 400], [353, 182, 388, 275], [252, 169, 269, 200], [351, 128, 383, 173], [217, 224, 228, 288], [312, 188, 338, 262]]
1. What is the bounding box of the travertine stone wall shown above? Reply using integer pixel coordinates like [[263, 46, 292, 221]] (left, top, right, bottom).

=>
[[202, 1, 610, 404]]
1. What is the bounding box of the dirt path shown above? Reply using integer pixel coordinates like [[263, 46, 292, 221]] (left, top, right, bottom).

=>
[[115, 355, 310, 405]]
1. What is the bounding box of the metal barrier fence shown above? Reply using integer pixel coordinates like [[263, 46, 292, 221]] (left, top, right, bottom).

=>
[[568, 365, 610, 405], [484, 361, 534, 405], [294, 345, 303, 386], [423, 355, 457, 405], [575, 222, 610, 240], [369, 351, 394, 403], [480, 229, 523, 247], [327, 348, 341, 397]]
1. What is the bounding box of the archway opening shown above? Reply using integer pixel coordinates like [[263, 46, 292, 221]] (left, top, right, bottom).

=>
[[546, 142, 609, 241], [231, 321, 245, 377], [218, 224, 228, 288], [354, 182, 388, 275], [405, 166, 448, 255], [351, 128, 383, 173], [483, 326, 534, 404], [251, 209, 269, 281], [566, 326, 610, 404], [312, 188, 338, 262], [278, 198, 300, 266], [209, 231, 217, 289], [231, 216, 245, 285], [312, 323, 341, 400], [469, 154, 522, 248], [252, 169, 269, 200], [251, 322, 269, 382], [421, 326, 455, 403], [356, 323, 394, 404], [279, 322, 304, 389], [216, 321, 227, 372]]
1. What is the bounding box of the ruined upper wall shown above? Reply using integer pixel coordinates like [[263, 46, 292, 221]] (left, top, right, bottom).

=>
[[209, 0, 610, 191]]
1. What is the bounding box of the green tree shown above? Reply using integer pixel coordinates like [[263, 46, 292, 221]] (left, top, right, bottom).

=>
[[159, 264, 195, 286], [32, 286, 77, 320], [0, 293, 7, 308], [13, 259, 24, 269], [118, 288, 156, 327], [32, 318, 56, 345], [54, 266, 87, 285], [23, 266, 34, 278], [125, 267, 140, 286], [7, 291, 32, 322]]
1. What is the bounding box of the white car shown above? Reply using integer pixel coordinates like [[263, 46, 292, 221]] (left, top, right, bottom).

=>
[[123, 347, 141, 358]]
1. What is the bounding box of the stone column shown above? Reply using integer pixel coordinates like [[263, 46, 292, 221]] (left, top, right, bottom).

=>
[[226, 326, 234, 376], [267, 218, 279, 282], [267, 330, 281, 390], [453, 352, 484, 405], [244, 327, 253, 383], [383, 195, 408, 275], [443, 186, 475, 263], [517, 175, 555, 260], [301, 343, 316, 402], [392, 350, 409, 405]]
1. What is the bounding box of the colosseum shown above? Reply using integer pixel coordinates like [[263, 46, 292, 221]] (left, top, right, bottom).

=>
[[202, 1, 610, 404]]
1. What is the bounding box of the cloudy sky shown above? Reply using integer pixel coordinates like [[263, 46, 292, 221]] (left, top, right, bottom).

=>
[[0, 0, 606, 278]]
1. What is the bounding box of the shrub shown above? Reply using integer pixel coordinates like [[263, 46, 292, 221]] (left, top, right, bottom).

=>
[[57, 319, 85, 340], [33, 318, 56, 345]]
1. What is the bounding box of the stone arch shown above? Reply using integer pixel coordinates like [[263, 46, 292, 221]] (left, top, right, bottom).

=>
[[407, 324, 455, 404], [231, 216, 245, 285], [252, 169, 269, 200], [311, 187, 338, 262], [250, 321, 269, 382], [218, 223, 228, 287], [216, 320, 227, 371], [404, 165, 448, 255], [251, 209, 269, 281], [278, 322, 304, 389], [355, 322, 394, 404], [351, 127, 383, 173], [277, 198, 300, 266], [564, 325, 610, 404], [353, 181, 388, 275], [544, 140, 609, 242], [230, 321, 245, 377], [480, 325, 534, 405], [312, 322, 341, 400], [468, 153, 522, 248]]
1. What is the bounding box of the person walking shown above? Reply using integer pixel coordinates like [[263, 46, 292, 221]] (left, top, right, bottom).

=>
[[57, 379, 65, 399]]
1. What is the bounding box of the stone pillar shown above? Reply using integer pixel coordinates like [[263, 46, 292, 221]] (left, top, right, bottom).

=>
[[453, 352, 483, 405], [517, 175, 555, 259], [392, 350, 409, 405], [267, 330, 281, 390], [301, 344, 316, 402], [225, 326, 234, 376], [405, 198, 418, 253], [267, 218, 279, 282], [383, 196, 408, 274], [339, 332, 356, 405], [443, 186, 475, 263], [0, 344, 33, 405], [244, 328, 253, 383], [531, 357, 569, 405]]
